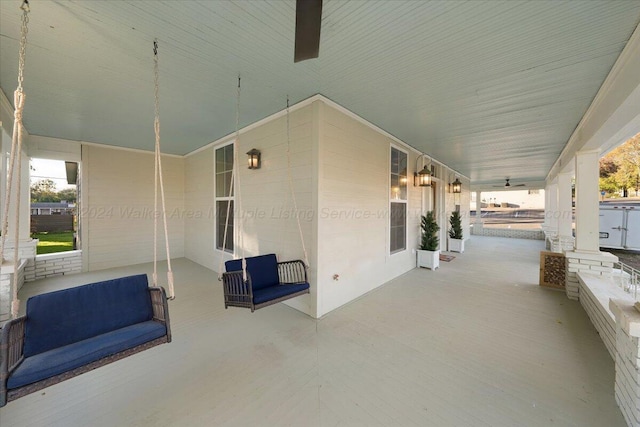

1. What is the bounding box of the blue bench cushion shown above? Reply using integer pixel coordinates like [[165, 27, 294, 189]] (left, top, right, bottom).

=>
[[252, 283, 310, 305], [8, 320, 166, 390], [23, 274, 153, 358], [226, 254, 280, 291]]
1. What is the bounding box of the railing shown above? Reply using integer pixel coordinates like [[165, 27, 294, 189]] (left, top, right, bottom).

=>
[[612, 262, 640, 300]]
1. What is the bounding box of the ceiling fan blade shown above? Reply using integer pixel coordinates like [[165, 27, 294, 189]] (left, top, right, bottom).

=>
[[512, 184, 526, 187], [295, 0, 323, 63]]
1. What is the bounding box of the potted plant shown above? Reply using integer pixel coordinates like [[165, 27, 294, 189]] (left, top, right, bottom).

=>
[[448, 210, 464, 253], [417, 211, 440, 270]]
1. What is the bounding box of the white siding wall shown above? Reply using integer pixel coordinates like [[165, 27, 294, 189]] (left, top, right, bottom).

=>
[[181, 99, 470, 318], [81, 145, 185, 271], [316, 104, 421, 317], [184, 146, 215, 270], [183, 103, 317, 317], [236, 103, 317, 316]]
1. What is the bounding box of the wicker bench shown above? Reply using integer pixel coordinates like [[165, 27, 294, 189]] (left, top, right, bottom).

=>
[[0, 274, 171, 407], [223, 254, 310, 312]]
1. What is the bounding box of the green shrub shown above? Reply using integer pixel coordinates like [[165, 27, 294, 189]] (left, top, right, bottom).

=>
[[448, 211, 463, 239], [420, 211, 439, 251]]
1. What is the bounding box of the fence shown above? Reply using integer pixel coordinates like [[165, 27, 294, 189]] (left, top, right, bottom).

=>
[[31, 215, 74, 233]]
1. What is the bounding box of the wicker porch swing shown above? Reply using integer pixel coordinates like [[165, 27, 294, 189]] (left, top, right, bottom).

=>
[[0, 6, 172, 405], [219, 86, 310, 312]]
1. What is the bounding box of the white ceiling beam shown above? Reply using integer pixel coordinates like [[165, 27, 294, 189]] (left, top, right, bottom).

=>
[[546, 22, 640, 182]]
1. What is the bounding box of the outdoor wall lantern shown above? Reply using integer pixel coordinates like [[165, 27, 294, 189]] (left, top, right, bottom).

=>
[[247, 148, 261, 169], [414, 154, 432, 187], [451, 177, 462, 194]]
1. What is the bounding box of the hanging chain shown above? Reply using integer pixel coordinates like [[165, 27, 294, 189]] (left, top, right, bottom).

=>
[[17, 1, 30, 92], [151, 39, 174, 298], [286, 97, 290, 151], [152, 39, 160, 286], [217, 75, 244, 281], [234, 76, 247, 280], [153, 40, 160, 138], [235, 76, 241, 144], [1, 0, 30, 318]]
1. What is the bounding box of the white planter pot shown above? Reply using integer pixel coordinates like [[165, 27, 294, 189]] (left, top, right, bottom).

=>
[[448, 238, 464, 253], [417, 249, 439, 270]]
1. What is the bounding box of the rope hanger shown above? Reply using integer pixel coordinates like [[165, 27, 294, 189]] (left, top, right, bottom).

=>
[[0, 0, 30, 319], [217, 75, 245, 281], [285, 97, 309, 268], [217, 85, 310, 282], [152, 39, 175, 300]]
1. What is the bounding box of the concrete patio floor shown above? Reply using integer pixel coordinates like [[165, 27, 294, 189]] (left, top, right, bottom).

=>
[[0, 236, 625, 426]]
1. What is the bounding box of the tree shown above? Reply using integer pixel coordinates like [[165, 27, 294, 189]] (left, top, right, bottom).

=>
[[57, 188, 77, 203], [599, 176, 619, 195], [31, 179, 60, 203], [600, 132, 640, 197], [599, 158, 618, 178], [613, 134, 640, 196]]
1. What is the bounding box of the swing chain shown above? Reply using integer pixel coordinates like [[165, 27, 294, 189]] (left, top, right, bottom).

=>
[[217, 75, 243, 281], [150, 38, 175, 299], [153, 40, 160, 130], [236, 75, 241, 142], [17, 0, 30, 92]]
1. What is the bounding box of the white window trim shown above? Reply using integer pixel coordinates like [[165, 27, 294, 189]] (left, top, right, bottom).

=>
[[214, 140, 235, 254], [389, 145, 408, 255]]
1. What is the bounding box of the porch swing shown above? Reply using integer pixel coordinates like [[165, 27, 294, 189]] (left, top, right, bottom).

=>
[[0, 3, 172, 406], [219, 85, 310, 312]]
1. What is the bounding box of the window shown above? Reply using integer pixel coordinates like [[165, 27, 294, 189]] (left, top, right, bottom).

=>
[[390, 147, 407, 253], [215, 143, 234, 252]]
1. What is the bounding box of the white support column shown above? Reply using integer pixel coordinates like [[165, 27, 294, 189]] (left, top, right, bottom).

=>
[[546, 182, 559, 232], [0, 135, 36, 321], [557, 171, 574, 252], [473, 190, 483, 236], [543, 185, 551, 228], [574, 150, 600, 253], [3, 143, 35, 260], [564, 150, 617, 300]]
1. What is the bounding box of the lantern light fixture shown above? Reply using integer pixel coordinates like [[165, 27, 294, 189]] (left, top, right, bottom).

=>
[[415, 165, 432, 187], [247, 148, 261, 169], [414, 154, 432, 187], [452, 177, 462, 194]]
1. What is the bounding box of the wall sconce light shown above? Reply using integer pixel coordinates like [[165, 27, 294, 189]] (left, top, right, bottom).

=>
[[414, 154, 432, 187], [451, 177, 462, 194], [247, 148, 261, 169]]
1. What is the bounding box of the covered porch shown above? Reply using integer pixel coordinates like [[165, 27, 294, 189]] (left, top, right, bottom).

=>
[[0, 236, 624, 426]]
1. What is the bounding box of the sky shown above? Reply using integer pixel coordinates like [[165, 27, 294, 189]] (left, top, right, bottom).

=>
[[30, 158, 75, 190]]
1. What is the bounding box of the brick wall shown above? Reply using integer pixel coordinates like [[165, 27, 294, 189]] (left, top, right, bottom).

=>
[[0, 259, 27, 322], [565, 251, 617, 300], [471, 226, 544, 240], [577, 273, 633, 359], [24, 250, 82, 282], [610, 300, 640, 427]]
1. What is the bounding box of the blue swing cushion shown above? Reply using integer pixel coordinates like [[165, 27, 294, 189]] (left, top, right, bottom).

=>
[[225, 254, 309, 305], [6, 275, 167, 390]]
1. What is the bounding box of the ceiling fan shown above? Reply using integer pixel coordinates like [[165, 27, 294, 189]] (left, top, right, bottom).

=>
[[493, 178, 526, 188], [295, 0, 323, 63]]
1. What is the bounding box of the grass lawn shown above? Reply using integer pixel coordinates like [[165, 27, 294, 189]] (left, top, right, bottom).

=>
[[34, 231, 75, 255]]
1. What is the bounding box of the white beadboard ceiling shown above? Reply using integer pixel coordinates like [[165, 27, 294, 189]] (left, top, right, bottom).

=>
[[1, 1, 639, 186]]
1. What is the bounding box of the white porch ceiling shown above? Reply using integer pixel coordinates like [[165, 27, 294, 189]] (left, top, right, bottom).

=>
[[1, 1, 639, 186]]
